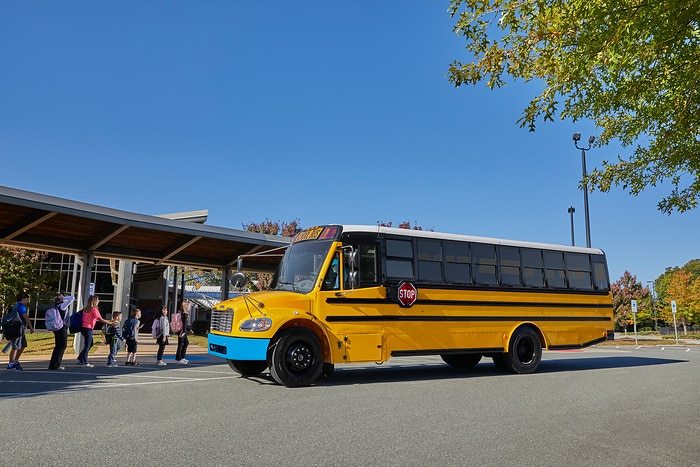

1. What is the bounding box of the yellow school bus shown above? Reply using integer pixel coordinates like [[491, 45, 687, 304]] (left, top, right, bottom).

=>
[[208, 225, 613, 387]]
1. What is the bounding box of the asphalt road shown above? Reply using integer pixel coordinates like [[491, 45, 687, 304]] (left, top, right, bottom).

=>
[[2, 345, 699, 466]]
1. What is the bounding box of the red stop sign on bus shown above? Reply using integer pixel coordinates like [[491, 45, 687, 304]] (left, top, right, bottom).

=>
[[397, 281, 418, 308]]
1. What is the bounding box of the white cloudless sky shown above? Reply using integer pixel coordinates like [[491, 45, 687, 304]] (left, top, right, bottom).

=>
[[0, 1, 696, 286]]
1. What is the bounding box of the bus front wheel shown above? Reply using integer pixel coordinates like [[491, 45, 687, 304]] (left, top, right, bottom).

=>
[[227, 359, 268, 376], [440, 353, 482, 368], [268, 328, 324, 387], [496, 327, 542, 374]]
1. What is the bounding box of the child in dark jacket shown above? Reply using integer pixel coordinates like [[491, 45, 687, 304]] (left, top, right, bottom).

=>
[[105, 311, 125, 367]]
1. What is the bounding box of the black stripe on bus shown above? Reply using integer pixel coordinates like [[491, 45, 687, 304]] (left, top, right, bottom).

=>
[[326, 297, 612, 310], [324, 315, 611, 323]]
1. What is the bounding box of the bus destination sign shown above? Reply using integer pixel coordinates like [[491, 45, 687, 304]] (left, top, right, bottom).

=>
[[293, 226, 338, 243]]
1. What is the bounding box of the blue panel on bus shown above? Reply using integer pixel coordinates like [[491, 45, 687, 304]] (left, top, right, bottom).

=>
[[207, 333, 270, 361]]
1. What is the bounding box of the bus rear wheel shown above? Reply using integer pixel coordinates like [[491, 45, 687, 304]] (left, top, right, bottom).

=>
[[268, 328, 324, 387], [440, 353, 482, 368], [227, 359, 268, 376], [496, 327, 542, 374]]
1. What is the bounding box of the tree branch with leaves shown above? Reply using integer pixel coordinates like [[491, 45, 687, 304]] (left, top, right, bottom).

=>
[[448, 0, 700, 213]]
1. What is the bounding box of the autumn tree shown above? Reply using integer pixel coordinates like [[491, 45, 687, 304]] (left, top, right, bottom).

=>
[[657, 269, 700, 333], [378, 221, 431, 231], [611, 271, 651, 331], [448, 1, 700, 213], [653, 258, 700, 305], [242, 219, 301, 291]]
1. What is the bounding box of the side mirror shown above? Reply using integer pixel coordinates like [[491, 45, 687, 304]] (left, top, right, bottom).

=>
[[348, 250, 359, 270], [348, 271, 360, 289], [231, 271, 247, 289]]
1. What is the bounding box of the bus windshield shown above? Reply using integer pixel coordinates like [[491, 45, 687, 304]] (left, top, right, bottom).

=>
[[270, 240, 333, 294]]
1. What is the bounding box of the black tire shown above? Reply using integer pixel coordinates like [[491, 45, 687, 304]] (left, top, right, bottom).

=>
[[227, 359, 267, 376], [498, 327, 542, 374], [440, 353, 482, 368], [268, 328, 324, 387]]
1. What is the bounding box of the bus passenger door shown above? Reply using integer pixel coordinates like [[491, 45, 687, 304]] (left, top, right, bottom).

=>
[[319, 249, 385, 363]]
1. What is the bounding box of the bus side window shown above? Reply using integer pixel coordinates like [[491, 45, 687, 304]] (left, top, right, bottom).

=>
[[359, 245, 379, 285], [340, 244, 380, 289]]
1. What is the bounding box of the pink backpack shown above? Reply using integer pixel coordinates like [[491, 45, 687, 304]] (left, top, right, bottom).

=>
[[171, 312, 183, 333]]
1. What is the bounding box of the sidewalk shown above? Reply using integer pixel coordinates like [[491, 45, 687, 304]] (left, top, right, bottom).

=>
[[9, 332, 213, 370]]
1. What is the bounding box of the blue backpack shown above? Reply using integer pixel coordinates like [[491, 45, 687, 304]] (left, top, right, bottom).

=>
[[122, 318, 136, 339], [68, 311, 82, 334]]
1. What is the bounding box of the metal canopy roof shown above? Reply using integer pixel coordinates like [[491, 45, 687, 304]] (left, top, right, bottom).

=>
[[0, 186, 289, 272]]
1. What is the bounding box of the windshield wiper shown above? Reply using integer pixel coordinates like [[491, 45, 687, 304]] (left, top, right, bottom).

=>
[[276, 281, 299, 292]]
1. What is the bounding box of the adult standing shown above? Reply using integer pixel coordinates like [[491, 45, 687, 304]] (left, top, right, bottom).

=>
[[48, 293, 74, 370], [78, 295, 113, 368], [155, 306, 170, 366], [6, 292, 34, 371], [175, 301, 194, 365]]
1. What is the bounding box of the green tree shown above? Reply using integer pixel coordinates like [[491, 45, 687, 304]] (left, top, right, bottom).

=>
[[611, 271, 651, 331], [448, 1, 700, 213], [658, 269, 700, 332], [0, 247, 60, 313]]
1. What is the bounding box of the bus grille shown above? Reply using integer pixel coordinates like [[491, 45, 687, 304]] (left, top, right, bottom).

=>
[[210, 310, 234, 333]]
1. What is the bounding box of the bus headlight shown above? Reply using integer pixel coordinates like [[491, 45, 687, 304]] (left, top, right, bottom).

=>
[[239, 317, 272, 332]]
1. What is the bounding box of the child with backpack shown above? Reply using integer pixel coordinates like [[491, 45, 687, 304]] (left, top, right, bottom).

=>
[[104, 311, 125, 367], [153, 306, 170, 366], [47, 293, 75, 371], [122, 308, 143, 366]]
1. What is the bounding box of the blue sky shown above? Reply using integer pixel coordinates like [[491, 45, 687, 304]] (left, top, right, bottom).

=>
[[1, 1, 696, 287]]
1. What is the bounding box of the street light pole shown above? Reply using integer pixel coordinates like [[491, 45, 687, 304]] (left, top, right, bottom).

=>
[[647, 280, 657, 332], [573, 133, 595, 248], [567, 206, 575, 246]]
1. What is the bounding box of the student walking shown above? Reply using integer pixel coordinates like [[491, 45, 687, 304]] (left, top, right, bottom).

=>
[[154, 306, 170, 366], [48, 293, 74, 370], [174, 301, 194, 365], [105, 311, 125, 367], [6, 292, 34, 371], [78, 295, 113, 368], [123, 308, 143, 366]]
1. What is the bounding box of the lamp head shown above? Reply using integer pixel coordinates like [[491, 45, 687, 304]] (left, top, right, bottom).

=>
[[588, 135, 595, 144], [572, 133, 581, 141]]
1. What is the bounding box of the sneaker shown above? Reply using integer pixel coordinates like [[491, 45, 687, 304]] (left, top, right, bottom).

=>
[[177, 359, 189, 365], [124, 361, 133, 366], [57, 366, 65, 371], [6, 362, 17, 370], [157, 360, 167, 366], [84, 363, 94, 368], [132, 361, 139, 366], [107, 363, 118, 368], [14, 362, 23, 371]]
